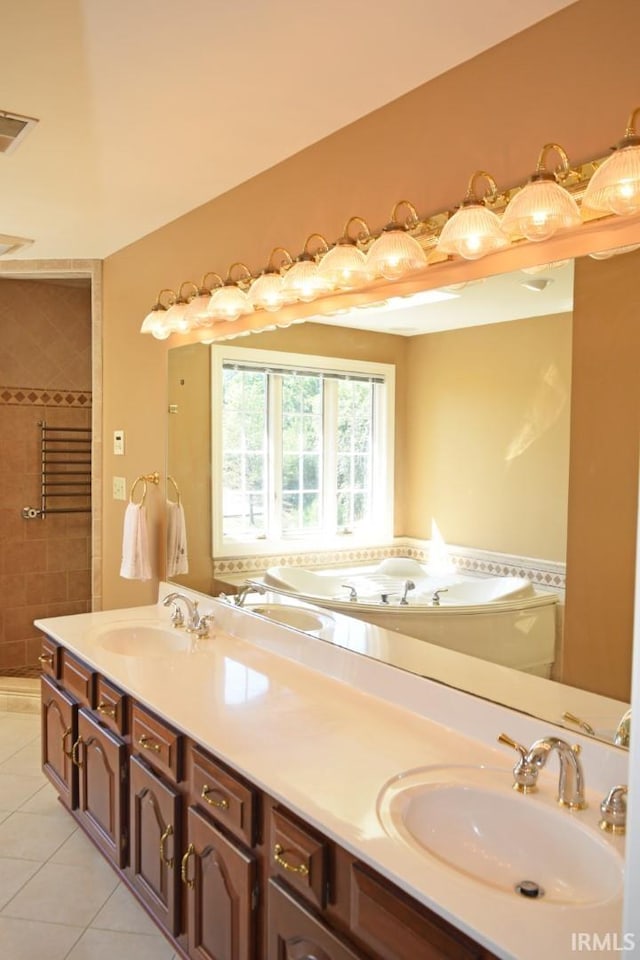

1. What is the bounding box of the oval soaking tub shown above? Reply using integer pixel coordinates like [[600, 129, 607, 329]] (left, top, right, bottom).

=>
[[256, 558, 559, 677]]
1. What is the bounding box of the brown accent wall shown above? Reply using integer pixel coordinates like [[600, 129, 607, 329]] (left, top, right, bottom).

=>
[[0, 279, 92, 674], [562, 251, 640, 700], [405, 313, 572, 559]]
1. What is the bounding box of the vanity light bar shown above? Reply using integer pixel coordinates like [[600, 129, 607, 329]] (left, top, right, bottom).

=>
[[142, 106, 640, 341]]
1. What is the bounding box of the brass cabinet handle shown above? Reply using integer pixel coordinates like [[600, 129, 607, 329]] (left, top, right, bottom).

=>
[[61, 726, 73, 759], [138, 734, 161, 754], [38, 652, 53, 665], [71, 736, 83, 768], [97, 701, 116, 719], [273, 843, 309, 877], [181, 843, 196, 889], [159, 823, 174, 869], [201, 785, 229, 810]]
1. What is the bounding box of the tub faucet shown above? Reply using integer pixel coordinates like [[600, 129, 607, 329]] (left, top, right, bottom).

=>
[[342, 584, 358, 602], [614, 708, 631, 748], [400, 580, 415, 605], [163, 592, 212, 637], [498, 733, 586, 809], [233, 583, 265, 607], [432, 588, 448, 606]]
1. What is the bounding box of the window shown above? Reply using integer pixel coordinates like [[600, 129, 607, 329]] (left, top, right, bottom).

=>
[[212, 346, 394, 554]]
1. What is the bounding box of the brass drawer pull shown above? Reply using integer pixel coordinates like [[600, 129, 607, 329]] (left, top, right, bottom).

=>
[[273, 843, 309, 877], [38, 653, 53, 665], [71, 736, 83, 768], [160, 823, 174, 869], [181, 842, 196, 888], [138, 734, 161, 754], [97, 701, 117, 719], [201, 785, 229, 810], [61, 726, 73, 759]]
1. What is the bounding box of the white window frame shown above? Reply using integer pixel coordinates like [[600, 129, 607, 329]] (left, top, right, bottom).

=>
[[211, 345, 395, 557]]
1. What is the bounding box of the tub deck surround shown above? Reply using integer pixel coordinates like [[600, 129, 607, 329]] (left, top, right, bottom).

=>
[[35, 584, 628, 960]]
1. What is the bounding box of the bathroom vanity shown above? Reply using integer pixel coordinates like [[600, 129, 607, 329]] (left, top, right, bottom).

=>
[[36, 585, 627, 960]]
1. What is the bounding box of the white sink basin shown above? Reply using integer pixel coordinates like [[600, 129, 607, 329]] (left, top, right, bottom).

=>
[[377, 765, 623, 906], [92, 621, 193, 657], [243, 603, 332, 633]]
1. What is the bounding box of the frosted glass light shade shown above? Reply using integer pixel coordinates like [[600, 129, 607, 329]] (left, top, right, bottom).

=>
[[367, 229, 427, 279], [248, 272, 286, 312], [501, 177, 581, 242], [140, 307, 171, 339], [437, 204, 509, 260], [207, 284, 251, 321], [317, 242, 370, 289], [281, 258, 332, 302], [582, 144, 640, 216], [184, 293, 212, 324], [163, 300, 191, 334]]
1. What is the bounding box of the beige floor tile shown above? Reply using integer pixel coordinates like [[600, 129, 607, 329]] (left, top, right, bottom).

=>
[[2, 860, 119, 926], [0, 915, 82, 959], [0, 809, 77, 861], [0, 737, 43, 776], [18, 780, 71, 821], [66, 927, 175, 960], [0, 771, 46, 809], [91, 881, 160, 936], [50, 825, 109, 869], [0, 856, 41, 909]]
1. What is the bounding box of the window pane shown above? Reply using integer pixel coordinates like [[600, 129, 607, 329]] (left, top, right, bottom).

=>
[[353, 454, 368, 488], [303, 492, 319, 526], [221, 367, 267, 537], [282, 493, 300, 530], [337, 454, 351, 490], [303, 454, 319, 489], [303, 417, 320, 451], [282, 454, 299, 491], [337, 492, 349, 528]]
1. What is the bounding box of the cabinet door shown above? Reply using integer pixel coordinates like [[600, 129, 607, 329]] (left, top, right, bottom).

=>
[[41, 675, 77, 810], [129, 755, 181, 936], [267, 880, 367, 960], [183, 805, 256, 960], [75, 708, 127, 867]]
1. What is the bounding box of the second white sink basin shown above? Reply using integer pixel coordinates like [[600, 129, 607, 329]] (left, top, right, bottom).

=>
[[377, 765, 623, 906], [92, 622, 192, 657], [243, 603, 332, 633]]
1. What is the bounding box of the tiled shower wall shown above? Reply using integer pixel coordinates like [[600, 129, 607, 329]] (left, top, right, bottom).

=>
[[0, 278, 92, 675]]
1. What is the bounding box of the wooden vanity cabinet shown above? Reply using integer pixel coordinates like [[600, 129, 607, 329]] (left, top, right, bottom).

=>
[[41, 674, 77, 810], [268, 879, 368, 960], [75, 706, 127, 867]]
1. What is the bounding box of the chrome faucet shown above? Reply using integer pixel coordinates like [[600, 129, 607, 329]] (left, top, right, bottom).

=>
[[232, 583, 265, 607], [342, 583, 358, 602], [498, 733, 586, 809], [400, 579, 415, 605], [599, 784, 627, 834], [163, 592, 212, 637], [614, 708, 631, 748], [432, 587, 448, 606]]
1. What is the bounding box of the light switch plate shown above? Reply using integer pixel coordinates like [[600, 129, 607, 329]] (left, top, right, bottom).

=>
[[113, 476, 126, 500], [113, 430, 125, 455]]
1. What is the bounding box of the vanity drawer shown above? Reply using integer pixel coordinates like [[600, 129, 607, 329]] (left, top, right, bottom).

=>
[[94, 676, 127, 736], [131, 704, 182, 782], [61, 652, 94, 708], [349, 862, 490, 960], [270, 806, 330, 910], [37, 635, 60, 680], [191, 745, 257, 847]]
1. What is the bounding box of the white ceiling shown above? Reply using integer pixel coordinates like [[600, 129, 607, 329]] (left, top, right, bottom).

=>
[[0, 0, 576, 261]]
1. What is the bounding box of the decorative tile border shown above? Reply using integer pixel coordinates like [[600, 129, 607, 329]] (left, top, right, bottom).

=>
[[0, 385, 92, 407], [213, 538, 566, 593]]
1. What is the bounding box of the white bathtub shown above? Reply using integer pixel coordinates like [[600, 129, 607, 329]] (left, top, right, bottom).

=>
[[256, 558, 559, 677]]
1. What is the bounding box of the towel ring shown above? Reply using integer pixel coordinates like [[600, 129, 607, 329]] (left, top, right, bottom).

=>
[[167, 475, 181, 505], [130, 471, 160, 505]]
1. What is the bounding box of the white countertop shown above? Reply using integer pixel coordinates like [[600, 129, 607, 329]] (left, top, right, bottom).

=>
[[36, 583, 628, 960]]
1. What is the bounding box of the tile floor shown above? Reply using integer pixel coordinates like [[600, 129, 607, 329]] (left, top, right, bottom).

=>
[[0, 709, 179, 959]]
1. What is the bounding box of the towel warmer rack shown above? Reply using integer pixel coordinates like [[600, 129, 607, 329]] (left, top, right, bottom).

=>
[[22, 420, 92, 519]]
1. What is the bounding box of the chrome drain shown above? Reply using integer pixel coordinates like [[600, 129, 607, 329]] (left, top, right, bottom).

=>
[[515, 880, 544, 899]]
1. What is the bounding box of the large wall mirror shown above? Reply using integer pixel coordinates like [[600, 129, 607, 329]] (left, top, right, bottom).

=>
[[166, 236, 640, 748]]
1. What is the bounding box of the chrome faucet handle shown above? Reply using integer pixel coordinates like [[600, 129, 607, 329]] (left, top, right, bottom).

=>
[[432, 588, 448, 606], [497, 733, 540, 793], [166, 601, 185, 628], [400, 579, 415, 605], [193, 614, 213, 639], [562, 711, 596, 736], [599, 785, 628, 834], [342, 584, 357, 602]]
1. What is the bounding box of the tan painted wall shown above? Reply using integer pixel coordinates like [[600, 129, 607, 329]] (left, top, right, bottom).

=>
[[102, 0, 640, 700], [405, 313, 572, 559]]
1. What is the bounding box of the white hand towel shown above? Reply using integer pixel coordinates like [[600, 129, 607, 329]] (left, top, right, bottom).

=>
[[166, 500, 189, 576], [120, 502, 152, 580]]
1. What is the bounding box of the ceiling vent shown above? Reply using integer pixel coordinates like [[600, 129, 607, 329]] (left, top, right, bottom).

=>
[[0, 233, 34, 256], [0, 110, 38, 155]]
